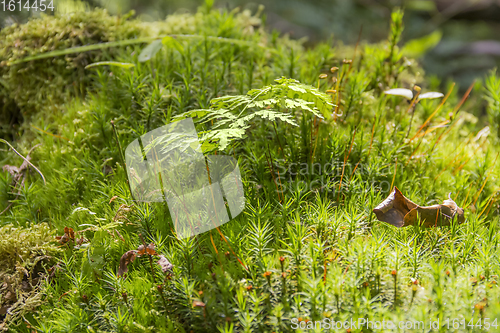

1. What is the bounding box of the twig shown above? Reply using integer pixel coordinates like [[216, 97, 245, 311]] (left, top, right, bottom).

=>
[[0, 140, 45, 185], [0, 143, 44, 215]]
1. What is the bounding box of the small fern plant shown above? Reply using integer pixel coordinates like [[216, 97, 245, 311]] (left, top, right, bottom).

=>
[[175, 77, 334, 152]]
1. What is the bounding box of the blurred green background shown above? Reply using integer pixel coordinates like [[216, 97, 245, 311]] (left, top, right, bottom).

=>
[[1, 0, 500, 88]]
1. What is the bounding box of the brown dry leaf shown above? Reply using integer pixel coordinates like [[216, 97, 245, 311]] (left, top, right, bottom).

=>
[[55, 227, 75, 245], [373, 187, 418, 227], [118, 242, 165, 277], [67, 227, 75, 240], [55, 234, 68, 244], [374, 187, 465, 227], [157, 255, 173, 273], [0, 305, 9, 315], [117, 250, 137, 277], [5, 291, 16, 302], [137, 243, 157, 256], [75, 236, 89, 246], [193, 300, 205, 307], [2, 165, 19, 177], [145, 243, 157, 256], [109, 195, 118, 204]]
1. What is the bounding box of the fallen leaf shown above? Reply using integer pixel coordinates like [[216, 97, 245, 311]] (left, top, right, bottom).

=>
[[56, 227, 75, 245], [119, 242, 165, 277], [157, 255, 173, 272], [66, 227, 75, 240], [373, 187, 418, 227], [55, 234, 68, 244], [193, 300, 205, 307], [404, 194, 465, 227], [2, 165, 19, 176], [5, 290, 17, 302], [75, 236, 89, 246], [137, 242, 157, 256], [118, 250, 137, 277], [373, 187, 465, 227], [146, 243, 157, 255], [109, 195, 118, 204]]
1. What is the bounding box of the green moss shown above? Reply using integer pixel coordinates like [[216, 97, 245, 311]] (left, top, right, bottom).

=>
[[0, 9, 144, 139], [2, 6, 497, 333], [0, 7, 273, 141], [0, 223, 60, 329]]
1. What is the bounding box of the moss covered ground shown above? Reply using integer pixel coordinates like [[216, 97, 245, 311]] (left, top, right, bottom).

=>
[[1, 4, 500, 333]]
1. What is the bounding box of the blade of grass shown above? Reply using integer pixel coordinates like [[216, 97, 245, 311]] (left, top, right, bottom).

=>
[[478, 195, 495, 219], [404, 87, 421, 139], [9, 34, 276, 65], [85, 61, 135, 69]]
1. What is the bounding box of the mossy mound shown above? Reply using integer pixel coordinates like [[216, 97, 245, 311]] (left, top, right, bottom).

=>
[[0, 223, 61, 330], [0, 7, 270, 141], [0, 9, 144, 139]]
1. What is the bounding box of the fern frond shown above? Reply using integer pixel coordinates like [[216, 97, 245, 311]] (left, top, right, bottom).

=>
[[176, 77, 333, 152]]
